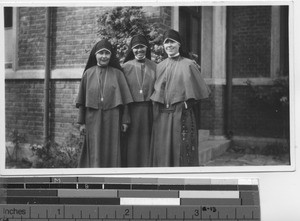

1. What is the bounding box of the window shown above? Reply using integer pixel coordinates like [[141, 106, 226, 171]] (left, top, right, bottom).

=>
[[4, 7, 13, 28], [4, 7, 14, 68]]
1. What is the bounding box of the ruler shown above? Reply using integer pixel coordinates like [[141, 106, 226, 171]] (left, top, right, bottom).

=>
[[0, 177, 260, 220]]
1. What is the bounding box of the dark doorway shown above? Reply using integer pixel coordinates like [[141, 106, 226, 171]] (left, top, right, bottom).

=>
[[179, 6, 202, 64], [179, 6, 203, 130]]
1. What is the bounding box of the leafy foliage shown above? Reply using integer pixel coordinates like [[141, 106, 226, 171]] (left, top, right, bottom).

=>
[[246, 78, 289, 114], [97, 6, 164, 63], [6, 130, 27, 161], [30, 133, 83, 168], [246, 77, 290, 142]]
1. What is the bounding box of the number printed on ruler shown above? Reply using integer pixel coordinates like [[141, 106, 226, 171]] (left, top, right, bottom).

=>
[[0, 177, 260, 220], [0, 205, 260, 220]]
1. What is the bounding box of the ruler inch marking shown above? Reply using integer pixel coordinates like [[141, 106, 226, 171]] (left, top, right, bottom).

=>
[[165, 207, 167, 219], [0, 205, 261, 220], [235, 206, 237, 219], [0, 177, 260, 220]]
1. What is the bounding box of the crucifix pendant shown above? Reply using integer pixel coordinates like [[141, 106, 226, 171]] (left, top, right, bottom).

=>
[[139, 89, 143, 94]]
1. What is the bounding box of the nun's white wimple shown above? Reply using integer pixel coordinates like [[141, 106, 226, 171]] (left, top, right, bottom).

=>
[[163, 37, 180, 45], [95, 48, 111, 55], [132, 44, 147, 49]]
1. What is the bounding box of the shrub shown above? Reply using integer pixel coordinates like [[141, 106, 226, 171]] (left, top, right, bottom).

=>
[[31, 133, 83, 168], [246, 78, 289, 114], [97, 6, 164, 63], [6, 130, 27, 161], [246, 77, 290, 142]]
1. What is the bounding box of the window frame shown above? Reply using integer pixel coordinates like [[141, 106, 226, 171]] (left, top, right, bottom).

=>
[[4, 7, 18, 71]]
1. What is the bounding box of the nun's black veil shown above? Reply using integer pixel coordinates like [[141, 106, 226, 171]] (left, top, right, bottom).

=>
[[83, 39, 122, 73], [123, 35, 152, 63], [162, 29, 190, 59]]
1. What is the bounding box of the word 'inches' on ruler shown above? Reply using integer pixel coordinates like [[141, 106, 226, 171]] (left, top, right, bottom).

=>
[[0, 177, 260, 221]]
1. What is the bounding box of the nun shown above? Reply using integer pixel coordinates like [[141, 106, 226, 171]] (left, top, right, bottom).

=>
[[76, 39, 133, 168], [122, 34, 156, 167], [150, 29, 211, 167]]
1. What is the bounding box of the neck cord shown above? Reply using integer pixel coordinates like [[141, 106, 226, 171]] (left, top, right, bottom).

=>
[[97, 66, 108, 102], [134, 60, 146, 94]]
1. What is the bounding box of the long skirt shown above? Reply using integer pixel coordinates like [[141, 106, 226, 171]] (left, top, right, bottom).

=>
[[79, 107, 121, 168], [150, 102, 199, 167], [125, 102, 152, 167]]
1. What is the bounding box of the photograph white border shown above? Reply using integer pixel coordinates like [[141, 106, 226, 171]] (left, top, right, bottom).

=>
[[0, 0, 296, 176]]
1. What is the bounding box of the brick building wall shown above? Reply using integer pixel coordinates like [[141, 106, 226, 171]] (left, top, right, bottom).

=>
[[7, 7, 107, 144], [6, 7, 106, 144], [18, 7, 47, 70], [6, 80, 45, 143], [16, 6, 170, 69], [5, 6, 171, 145], [49, 80, 80, 144], [5, 79, 80, 144], [228, 6, 288, 139], [18, 7, 110, 70], [51, 7, 110, 69], [5, 6, 288, 146], [231, 6, 271, 78], [200, 85, 226, 136]]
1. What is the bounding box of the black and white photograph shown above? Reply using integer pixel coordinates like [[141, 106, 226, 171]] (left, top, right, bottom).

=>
[[1, 3, 294, 174]]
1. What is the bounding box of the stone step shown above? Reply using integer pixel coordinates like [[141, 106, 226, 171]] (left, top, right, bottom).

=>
[[198, 139, 231, 165], [198, 129, 210, 142]]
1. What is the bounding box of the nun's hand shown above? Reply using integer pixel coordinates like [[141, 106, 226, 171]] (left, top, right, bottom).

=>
[[121, 124, 129, 132], [192, 60, 201, 72]]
